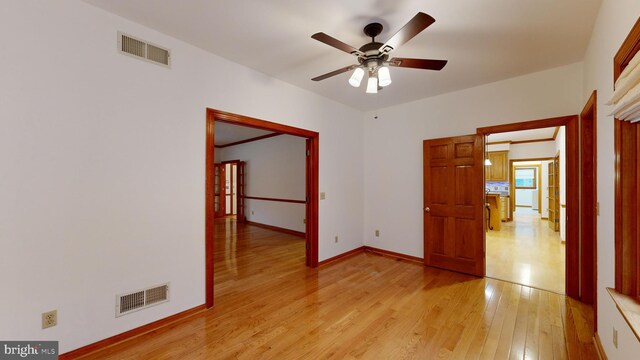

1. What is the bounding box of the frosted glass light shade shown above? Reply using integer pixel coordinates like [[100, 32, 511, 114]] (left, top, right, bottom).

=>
[[348, 67, 365, 87], [378, 66, 392, 87], [366, 76, 378, 94]]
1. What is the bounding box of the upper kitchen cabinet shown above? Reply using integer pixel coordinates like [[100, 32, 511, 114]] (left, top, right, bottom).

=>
[[486, 151, 508, 181]]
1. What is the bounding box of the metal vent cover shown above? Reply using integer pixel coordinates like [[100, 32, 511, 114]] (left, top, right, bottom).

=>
[[116, 283, 170, 317], [118, 32, 171, 68]]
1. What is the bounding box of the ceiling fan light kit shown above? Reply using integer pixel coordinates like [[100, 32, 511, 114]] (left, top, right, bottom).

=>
[[311, 12, 448, 94], [366, 73, 378, 94], [349, 67, 365, 87]]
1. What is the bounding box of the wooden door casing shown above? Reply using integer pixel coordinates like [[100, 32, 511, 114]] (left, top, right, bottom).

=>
[[423, 134, 485, 277]]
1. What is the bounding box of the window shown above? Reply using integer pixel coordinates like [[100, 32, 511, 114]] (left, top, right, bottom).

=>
[[514, 167, 537, 189], [613, 18, 640, 300]]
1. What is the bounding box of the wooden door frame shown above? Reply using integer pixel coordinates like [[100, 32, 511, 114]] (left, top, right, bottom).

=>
[[477, 115, 581, 298], [510, 163, 543, 214], [205, 108, 319, 308], [580, 90, 597, 327]]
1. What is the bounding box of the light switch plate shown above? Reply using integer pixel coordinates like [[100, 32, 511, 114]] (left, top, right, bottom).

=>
[[320, 192, 326, 200]]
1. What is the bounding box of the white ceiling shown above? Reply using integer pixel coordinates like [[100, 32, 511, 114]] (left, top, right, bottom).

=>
[[84, 0, 601, 111], [214, 121, 276, 146], [487, 127, 558, 143]]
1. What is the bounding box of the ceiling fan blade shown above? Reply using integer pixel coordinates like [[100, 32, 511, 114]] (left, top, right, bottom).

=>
[[311, 65, 358, 81], [312, 33, 364, 56], [389, 58, 448, 71], [379, 12, 435, 55]]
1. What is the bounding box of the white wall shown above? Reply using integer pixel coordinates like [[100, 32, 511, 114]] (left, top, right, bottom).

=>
[[509, 141, 557, 159], [218, 135, 306, 232], [363, 62, 583, 256], [0, 0, 364, 353], [582, 0, 640, 358]]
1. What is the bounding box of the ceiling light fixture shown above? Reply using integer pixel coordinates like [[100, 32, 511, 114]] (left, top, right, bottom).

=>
[[484, 135, 492, 166], [366, 72, 378, 94], [348, 67, 365, 87], [378, 66, 392, 87]]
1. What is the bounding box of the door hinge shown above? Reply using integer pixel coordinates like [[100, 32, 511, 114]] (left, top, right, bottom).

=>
[[306, 149, 310, 156], [306, 242, 310, 249]]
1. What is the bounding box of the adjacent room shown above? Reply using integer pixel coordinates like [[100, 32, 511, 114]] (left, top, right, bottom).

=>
[[484, 127, 567, 294], [3, 1, 640, 359]]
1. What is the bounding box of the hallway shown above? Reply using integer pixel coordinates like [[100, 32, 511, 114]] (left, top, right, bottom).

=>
[[486, 208, 566, 294]]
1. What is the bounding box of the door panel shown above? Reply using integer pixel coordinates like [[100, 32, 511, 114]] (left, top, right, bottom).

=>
[[424, 134, 484, 276], [214, 164, 226, 218]]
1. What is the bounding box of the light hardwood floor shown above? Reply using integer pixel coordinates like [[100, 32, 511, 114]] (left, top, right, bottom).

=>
[[77, 218, 594, 359], [486, 208, 566, 294]]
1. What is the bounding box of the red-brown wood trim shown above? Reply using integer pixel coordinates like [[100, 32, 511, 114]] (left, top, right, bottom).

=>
[[580, 90, 598, 316], [594, 332, 608, 360], [364, 246, 424, 264], [213, 109, 318, 138], [318, 246, 365, 266], [477, 114, 580, 299], [614, 17, 640, 81], [477, 115, 576, 135], [206, 109, 320, 304], [487, 140, 512, 145], [215, 133, 283, 148], [613, 16, 640, 300], [245, 220, 305, 237], [244, 195, 306, 204], [59, 304, 206, 359], [205, 111, 215, 308], [565, 116, 580, 299], [510, 138, 555, 145]]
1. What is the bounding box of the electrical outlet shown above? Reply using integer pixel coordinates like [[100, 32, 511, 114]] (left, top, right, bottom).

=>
[[375, 230, 380, 237], [334, 236, 338, 243], [613, 327, 618, 348], [42, 310, 57, 329], [251, 211, 254, 215], [320, 192, 326, 200]]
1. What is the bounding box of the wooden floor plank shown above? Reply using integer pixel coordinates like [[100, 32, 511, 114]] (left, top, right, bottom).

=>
[[73, 219, 597, 360]]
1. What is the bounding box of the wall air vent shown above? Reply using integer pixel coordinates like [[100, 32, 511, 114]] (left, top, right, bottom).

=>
[[118, 32, 171, 68], [116, 283, 170, 317]]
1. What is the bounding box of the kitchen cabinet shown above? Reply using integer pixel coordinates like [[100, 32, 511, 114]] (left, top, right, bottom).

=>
[[486, 151, 508, 181], [500, 195, 511, 221]]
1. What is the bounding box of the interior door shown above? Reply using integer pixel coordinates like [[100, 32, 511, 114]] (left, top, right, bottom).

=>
[[423, 134, 485, 276], [214, 164, 226, 218], [237, 161, 246, 223]]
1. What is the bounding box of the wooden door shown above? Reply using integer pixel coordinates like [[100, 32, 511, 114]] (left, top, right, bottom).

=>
[[423, 135, 485, 276], [214, 164, 226, 218], [237, 161, 246, 223]]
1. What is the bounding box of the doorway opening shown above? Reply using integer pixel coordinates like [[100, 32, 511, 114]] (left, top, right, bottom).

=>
[[205, 109, 319, 308], [484, 124, 566, 294], [478, 115, 587, 298]]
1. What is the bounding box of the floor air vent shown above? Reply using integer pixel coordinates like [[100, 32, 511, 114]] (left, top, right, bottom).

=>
[[116, 283, 169, 317], [118, 32, 171, 68]]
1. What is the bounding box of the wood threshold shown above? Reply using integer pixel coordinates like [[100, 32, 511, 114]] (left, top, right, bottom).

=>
[[245, 220, 305, 238], [318, 246, 365, 266], [244, 195, 306, 204], [594, 332, 608, 360], [364, 246, 424, 264], [607, 287, 640, 342], [59, 304, 206, 359]]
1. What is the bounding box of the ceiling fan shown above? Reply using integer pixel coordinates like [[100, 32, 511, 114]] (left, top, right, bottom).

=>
[[311, 12, 447, 94]]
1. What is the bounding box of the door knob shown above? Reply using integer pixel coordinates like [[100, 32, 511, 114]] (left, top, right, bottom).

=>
[[425, 207, 430, 213]]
